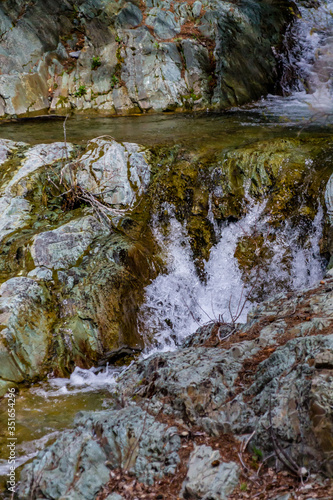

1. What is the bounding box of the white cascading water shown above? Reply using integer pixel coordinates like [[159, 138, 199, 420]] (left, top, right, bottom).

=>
[[257, 0, 333, 119], [38, 197, 324, 394], [138, 199, 325, 352], [138, 201, 264, 351]]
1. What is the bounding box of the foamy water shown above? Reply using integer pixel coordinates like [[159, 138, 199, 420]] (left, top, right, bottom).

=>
[[252, 0, 333, 120], [138, 198, 325, 352]]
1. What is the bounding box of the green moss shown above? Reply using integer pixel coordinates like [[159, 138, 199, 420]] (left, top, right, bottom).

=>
[[91, 56, 102, 70], [74, 85, 87, 98]]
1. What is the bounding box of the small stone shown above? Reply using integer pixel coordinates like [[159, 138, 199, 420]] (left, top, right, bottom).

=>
[[314, 350, 333, 369], [69, 51, 81, 58]]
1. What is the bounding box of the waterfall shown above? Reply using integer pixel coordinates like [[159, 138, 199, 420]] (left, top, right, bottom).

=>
[[138, 200, 325, 352], [257, 0, 333, 118]]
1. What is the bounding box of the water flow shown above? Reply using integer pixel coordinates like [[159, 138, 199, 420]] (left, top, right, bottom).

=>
[[138, 200, 325, 352], [257, 0, 333, 119]]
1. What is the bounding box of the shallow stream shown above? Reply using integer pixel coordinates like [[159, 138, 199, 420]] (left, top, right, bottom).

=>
[[1, 0, 333, 493]]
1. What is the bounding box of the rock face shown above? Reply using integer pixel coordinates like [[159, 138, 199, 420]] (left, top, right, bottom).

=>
[[17, 278, 333, 499], [0, 0, 293, 118], [0, 137, 156, 387]]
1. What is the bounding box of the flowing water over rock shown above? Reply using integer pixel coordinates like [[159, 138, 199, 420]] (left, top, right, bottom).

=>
[[254, 0, 333, 119], [1, 1, 333, 495], [0, 117, 332, 495], [138, 200, 325, 352]]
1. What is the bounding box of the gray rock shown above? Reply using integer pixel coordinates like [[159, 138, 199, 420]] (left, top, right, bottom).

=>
[[18, 405, 181, 498], [30, 215, 107, 270], [146, 9, 181, 39], [69, 51, 81, 59], [192, 1, 202, 18], [0, 0, 293, 116], [182, 444, 240, 499], [0, 277, 51, 382], [182, 39, 210, 96], [0, 196, 31, 244], [105, 494, 124, 500], [28, 266, 53, 281], [3, 142, 73, 196], [64, 138, 151, 208], [116, 2, 143, 28], [325, 173, 333, 223]]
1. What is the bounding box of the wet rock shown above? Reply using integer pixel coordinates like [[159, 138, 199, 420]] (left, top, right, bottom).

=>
[[0, 277, 52, 383], [64, 138, 150, 208], [0, 196, 31, 244], [18, 405, 181, 499], [118, 279, 333, 474], [3, 142, 73, 196], [146, 9, 181, 39], [30, 215, 108, 270], [27, 266, 53, 281], [0, 136, 160, 384], [182, 444, 240, 499], [16, 277, 333, 497]]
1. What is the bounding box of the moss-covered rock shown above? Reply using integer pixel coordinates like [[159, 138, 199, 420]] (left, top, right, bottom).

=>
[[0, 133, 331, 388]]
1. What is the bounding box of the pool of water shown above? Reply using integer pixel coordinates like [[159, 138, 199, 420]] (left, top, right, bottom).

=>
[[1, 109, 333, 150]]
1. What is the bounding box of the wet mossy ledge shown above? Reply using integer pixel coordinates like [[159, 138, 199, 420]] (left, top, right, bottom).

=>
[[0, 133, 333, 395]]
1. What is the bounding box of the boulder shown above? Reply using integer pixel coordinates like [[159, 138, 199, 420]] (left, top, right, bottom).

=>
[[182, 445, 240, 499], [64, 138, 151, 208], [30, 215, 108, 270], [18, 405, 181, 499], [0, 277, 52, 383]]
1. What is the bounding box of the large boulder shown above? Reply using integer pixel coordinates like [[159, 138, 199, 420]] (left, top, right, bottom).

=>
[[0, 137, 156, 386]]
